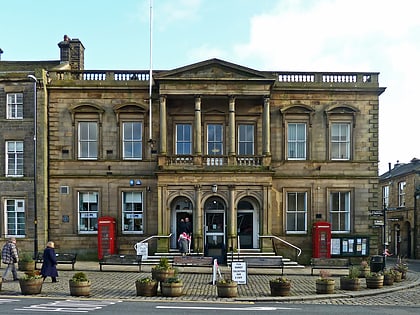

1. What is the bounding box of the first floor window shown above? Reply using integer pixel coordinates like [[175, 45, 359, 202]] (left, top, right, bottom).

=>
[[383, 186, 389, 208], [5, 199, 25, 236], [331, 123, 350, 160], [238, 124, 254, 155], [6, 141, 24, 176], [286, 192, 307, 233], [287, 123, 306, 160], [78, 122, 98, 159], [176, 123, 192, 155], [330, 191, 350, 233], [7, 93, 23, 119], [123, 122, 143, 159], [122, 191, 143, 233], [398, 181, 406, 207], [78, 192, 98, 233]]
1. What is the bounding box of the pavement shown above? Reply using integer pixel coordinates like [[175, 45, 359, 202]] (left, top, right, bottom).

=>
[[1, 259, 419, 302]]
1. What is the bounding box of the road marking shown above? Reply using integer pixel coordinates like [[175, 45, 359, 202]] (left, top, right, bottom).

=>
[[15, 299, 122, 313], [156, 305, 301, 311], [0, 298, 20, 304]]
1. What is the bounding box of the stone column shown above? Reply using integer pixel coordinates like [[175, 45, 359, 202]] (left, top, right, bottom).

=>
[[228, 96, 236, 156], [263, 96, 271, 155], [194, 185, 203, 253], [157, 185, 169, 252], [261, 184, 273, 252], [194, 96, 202, 155], [228, 185, 237, 251], [159, 95, 167, 154]]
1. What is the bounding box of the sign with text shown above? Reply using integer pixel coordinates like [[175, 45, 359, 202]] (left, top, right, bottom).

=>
[[231, 262, 247, 285]]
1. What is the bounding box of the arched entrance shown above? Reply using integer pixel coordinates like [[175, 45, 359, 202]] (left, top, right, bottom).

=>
[[170, 196, 193, 249], [204, 197, 226, 263], [237, 198, 260, 249]]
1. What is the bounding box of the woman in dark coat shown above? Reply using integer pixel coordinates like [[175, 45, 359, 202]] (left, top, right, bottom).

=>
[[41, 241, 58, 282]]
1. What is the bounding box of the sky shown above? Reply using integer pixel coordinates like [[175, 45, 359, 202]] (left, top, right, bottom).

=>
[[1, 0, 419, 174]]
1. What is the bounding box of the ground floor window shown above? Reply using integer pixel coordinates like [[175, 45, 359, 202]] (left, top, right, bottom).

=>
[[122, 191, 143, 233], [329, 191, 350, 233], [78, 191, 98, 233], [286, 192, 307, 233], [4, 199, 25, 236]]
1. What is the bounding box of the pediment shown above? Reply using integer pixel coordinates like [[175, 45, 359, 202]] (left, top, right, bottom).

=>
[[155, 58, 271, 81]]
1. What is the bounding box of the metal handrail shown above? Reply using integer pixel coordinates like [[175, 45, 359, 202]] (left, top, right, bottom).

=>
[[258, 234, 302, 260], [135, 233, 172, 246]]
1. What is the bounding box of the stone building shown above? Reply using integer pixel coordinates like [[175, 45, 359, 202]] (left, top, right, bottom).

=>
[[1, 37, 386, 262], [379, 158, 420, 259]]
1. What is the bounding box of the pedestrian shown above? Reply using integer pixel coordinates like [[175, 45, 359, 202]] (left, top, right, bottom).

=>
[[40, 241, 58, 283], [1, 237, 19, 281], [178, 232, 191, 256], [184, 217, 192, 235]]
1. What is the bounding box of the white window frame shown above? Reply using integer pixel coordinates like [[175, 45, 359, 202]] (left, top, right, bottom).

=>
[[4, 199, 25, 237], [286, 191, 307, 234], [122, 121, 143, 160], [78, 122, 98, 160], [331, 123, 351, 160], [122, 191, 144, 234], [7, 93, 23, 119], [78, 192, 99, 234], [329, 191, 351, 233], [398, 181, 406, 207], [6, 141, 24, 177], [383, 185, 389, 208], [175, 123, 192, 155], [238, 124, 254, 155], [287, 123, 306, 160]]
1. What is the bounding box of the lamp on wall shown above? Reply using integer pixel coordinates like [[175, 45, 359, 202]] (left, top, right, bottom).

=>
[[212, 184, 218, 193]]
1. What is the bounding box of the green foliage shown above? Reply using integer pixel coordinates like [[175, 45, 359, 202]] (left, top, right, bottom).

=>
[[270, 276, 291, 283], [164, 276, 182, 284], [70, 272, 89, 282], [136, 277, 156, 284], [217, 279, 237, 285], [19, 252, 34, 262], [346, 266, 360, 279], [366, 271, 383, 279], [152, 257, 173, 271], [21, 271, 42, 280]]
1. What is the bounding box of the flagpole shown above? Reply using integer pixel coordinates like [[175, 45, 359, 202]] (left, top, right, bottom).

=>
[[148, 0, 153, 141]]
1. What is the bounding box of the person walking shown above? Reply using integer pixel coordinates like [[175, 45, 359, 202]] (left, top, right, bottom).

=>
[[1, 237, 19, 281], [40, 241, 58, 283], [178, 232, 191, 256]]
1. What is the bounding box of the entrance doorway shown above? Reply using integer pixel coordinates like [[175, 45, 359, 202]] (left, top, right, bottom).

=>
[[171, 197, 193, 249], [237, 198, 259, 249], [204, 198, 226, 263]]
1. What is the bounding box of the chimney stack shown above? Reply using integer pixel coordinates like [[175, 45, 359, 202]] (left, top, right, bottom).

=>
[[58, 35, 85, 70]]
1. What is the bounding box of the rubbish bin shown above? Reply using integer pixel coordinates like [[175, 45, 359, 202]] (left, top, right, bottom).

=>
[[370, 255, 384, 272]]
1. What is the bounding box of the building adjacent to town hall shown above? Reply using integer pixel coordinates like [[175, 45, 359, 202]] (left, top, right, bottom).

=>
[[0, 37, 386, 263]]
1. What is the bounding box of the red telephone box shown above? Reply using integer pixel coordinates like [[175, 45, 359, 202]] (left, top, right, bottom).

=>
[[98, 216, 117, 260], [312, 221, 332, 258]]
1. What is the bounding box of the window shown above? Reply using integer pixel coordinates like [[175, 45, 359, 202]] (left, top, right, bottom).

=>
[[287, 123, 306, 160], [330, 191, 350, 233], [331, 123, 350, 160], [176, 124, 192, 155], [6, 141, 24, 176], [122, 191, 143, 233], [286, 192, 307, 233], [238, 124, 254, 155], [398, 181, 406, 207], [382, 186, 389, 208], [7, 93, 23, 119], [78, 192, 98, 233], [207, 124, 223, 165], [123, 122, 142, 160], [4, 199, 25, 236], [78, 122, 98, 159]]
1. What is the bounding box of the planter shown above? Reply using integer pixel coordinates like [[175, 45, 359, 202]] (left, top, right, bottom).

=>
[[18, 261, 35, 272], [269, 280, 291, 296], [151, 269, 176, 283], [217, 281, 238, 298], [69, 280, 91, 296], [383, 274, 394, 286], [365, 275, 384, 289], [340, 277, 361, 291], [358, 266, 370, 278], [136, 281, 158, 297], [316, 279, 335, 294], [393, 271, 403, 282], [161, 282, 183, 297], [19, 278, 43, 295]]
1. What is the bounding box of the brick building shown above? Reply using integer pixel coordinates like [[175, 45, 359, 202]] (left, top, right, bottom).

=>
[[1, 37, 386, 262]]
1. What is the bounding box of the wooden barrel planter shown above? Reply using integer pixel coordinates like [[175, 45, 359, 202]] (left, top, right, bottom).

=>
[[340, 277, 361, 291], [269, 280, 292, 296], [19, 278, 43, 295], [365, 275, 384, 289], [383, 273, 394, 286], [315, 279, 335, 294], [393, 271, 403, 282], [161, 281, 183, 297], [217, 281, 238, 298], [151, 269, 176, 283], [135, 280, 158, 297], [69, 280, 91, 296]]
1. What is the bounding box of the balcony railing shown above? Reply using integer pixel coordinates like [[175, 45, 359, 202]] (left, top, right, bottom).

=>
[[163, 155, 264, 168]]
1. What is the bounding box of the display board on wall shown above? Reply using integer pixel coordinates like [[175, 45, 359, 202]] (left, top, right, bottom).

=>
[[331, 236, 369, 257]]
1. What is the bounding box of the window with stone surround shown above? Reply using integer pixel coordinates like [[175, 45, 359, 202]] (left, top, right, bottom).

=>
[[206, 123, 224, 165], [398, 181, 406, 207], [78, 191, 98, 234], [287, 123, 306, 160], [122, 191, 143, 234], [238, 124, 254, 155], [329, 191, 351, 233], [176, 123, 192, 155], [6, 141, 24, 176], [78, 122, 98, 159], [383, 185, 389, 208], [6, 93, 23, 119], [4, 199, 25, 237], [122, 122, 143, 160], [330, 122, 351, 160], [286, 191, 308, 233]]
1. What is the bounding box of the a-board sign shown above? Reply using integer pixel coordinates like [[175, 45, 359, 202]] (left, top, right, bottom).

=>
[[231, 261, 247, 284]]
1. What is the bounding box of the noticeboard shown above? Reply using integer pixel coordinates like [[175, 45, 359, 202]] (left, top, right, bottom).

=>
[[331, 236, 369, 257]]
